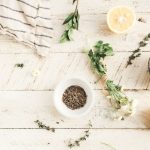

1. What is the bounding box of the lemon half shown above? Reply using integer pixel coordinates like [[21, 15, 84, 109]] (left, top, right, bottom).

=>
[[107, 6, 136, 34]]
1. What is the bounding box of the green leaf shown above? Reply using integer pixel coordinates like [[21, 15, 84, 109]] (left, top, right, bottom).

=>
[[139, 41, 147, 47], [74, 10, 79, 29], [88, 41, 114, 77], [59, 30, 70, 43], [67, 28, 73, 41], [63, 13, 74, 25], [73, 0, 77, 4], [94, 41, 114, 59], [60, 0, 79, 43]]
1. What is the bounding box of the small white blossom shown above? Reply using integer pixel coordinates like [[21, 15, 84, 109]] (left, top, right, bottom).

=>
[[31, 69, 40, 77]]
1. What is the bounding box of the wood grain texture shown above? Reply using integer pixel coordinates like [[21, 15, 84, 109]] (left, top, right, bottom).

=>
[[50, 0, 150, 15], [0, 13, 149, 53], [0, 91, 149, 128], [0, 0, 150, 149], [0, 53, 149, 90], [0, 129, 150, 150]]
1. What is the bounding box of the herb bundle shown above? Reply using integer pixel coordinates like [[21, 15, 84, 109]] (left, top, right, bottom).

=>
[[34, 120, 55, 132], [106, 80, 134, 117], [88, 41, 135, 119], [60, 0, 79, 43], [126, 33, 150, 67]]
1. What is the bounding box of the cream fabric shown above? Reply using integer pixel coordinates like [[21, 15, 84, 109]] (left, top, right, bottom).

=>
[[0, 0, 53, 56]]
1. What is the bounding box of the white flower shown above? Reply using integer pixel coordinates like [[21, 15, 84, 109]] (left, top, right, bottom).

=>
[[31, 69, 40, 77], [106, 96, 111, 100]]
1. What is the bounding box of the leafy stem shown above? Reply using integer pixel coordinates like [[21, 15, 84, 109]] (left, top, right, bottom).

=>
[[88, 41, 135, 119], [106, 80, 132, 110], [34, 120, 55, 132], [60, 0, 79, 43], [126, 33, 150, 67], [67, 121, 92, 148], [88, 41, 114, 77]]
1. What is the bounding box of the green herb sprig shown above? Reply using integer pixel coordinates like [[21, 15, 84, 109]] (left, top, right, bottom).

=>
[[67, 121, 92, 148], [68, 130, 90, 148], [60, 0, 79, 43], [88, 41, 135, 119], [105, 80, 134, 117], [126, 33, 150, 67], [34, 120, 55, 132], [88, 41, 114, 77]]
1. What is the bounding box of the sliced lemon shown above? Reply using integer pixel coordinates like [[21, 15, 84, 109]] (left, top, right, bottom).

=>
[[107, 6, 136, 34]]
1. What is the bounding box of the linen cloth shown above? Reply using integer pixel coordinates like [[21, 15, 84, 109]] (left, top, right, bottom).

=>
[[0, 0, 53, 56]]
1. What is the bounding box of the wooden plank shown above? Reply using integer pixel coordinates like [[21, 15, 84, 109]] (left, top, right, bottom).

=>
[[52, 13, 150, 53], [0, 91, 149, 128], [0, 53, 149, 90], [0, 129, 150, 149], [50, 0, 150, 15], [0, 13, 149, 53]]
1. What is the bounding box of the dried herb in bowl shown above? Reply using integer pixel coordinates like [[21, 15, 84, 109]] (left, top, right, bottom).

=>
[[62, 85, 87, 110]]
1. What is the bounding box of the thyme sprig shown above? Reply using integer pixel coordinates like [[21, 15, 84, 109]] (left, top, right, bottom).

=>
[[67, 121, 92, 148], [68, 130, 90, 148], [15, 63, 24, 68], [34, 120, 55, 132], [60, 0, 79, 43], [126, 33, 150, 67], [88, 41, 135, 119]]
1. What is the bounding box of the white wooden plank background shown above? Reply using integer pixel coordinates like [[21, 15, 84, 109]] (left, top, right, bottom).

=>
[[0, 91, 150, 129], [0, 0, 150, 149], [0, 129, 150, 150]]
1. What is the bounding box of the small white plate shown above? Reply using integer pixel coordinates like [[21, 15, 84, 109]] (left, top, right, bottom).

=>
[[54, 78, 94, 118]]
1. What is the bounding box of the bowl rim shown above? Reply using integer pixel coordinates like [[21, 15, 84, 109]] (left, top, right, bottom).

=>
[[53, 77, 94, 118]]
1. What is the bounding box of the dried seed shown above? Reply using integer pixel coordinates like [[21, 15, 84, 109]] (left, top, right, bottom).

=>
[[62, 85, 87, 110]]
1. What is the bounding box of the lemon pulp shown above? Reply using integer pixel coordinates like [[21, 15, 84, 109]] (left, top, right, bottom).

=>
[[107, 6, 136, 34]]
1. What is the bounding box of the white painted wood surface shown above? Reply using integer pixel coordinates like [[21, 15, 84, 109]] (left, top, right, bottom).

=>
[[0, 0, 150, 149]]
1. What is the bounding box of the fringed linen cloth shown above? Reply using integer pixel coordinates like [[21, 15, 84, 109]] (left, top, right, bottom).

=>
[[0, 0, 53, 56]]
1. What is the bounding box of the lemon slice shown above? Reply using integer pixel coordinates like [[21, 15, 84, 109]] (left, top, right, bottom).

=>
[[107, 6, 136, 34]]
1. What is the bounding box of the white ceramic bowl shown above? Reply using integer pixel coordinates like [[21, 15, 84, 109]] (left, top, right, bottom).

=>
[[54, 78, 94, 118]]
